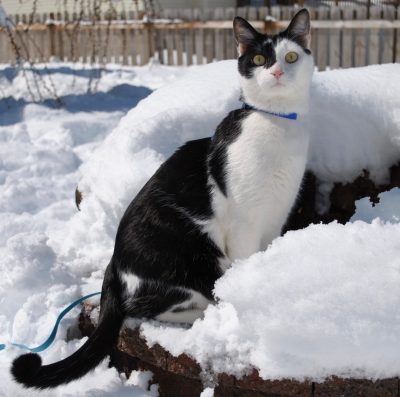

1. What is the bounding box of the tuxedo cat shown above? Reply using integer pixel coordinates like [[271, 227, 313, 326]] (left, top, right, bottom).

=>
[[12, 9, 314, 389]]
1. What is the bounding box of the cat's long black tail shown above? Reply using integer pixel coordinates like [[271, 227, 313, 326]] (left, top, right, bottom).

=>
[[10, 263, 124, 389]]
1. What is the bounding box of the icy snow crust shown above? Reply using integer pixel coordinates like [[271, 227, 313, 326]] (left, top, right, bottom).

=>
[[1, 60, 400, 394]]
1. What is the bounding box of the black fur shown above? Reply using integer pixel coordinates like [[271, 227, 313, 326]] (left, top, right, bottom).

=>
[[114, 138, 223, 300], [208, 109, 249, 196]]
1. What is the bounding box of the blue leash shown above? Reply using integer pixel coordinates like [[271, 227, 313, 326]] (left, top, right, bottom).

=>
[[0, 292, 101, 353]]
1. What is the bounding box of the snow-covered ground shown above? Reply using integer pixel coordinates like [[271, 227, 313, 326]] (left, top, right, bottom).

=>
[[1, 60, 400, 396], [0, 62, 185, 397]]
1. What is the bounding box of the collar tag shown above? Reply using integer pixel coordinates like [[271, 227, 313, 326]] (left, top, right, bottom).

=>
[[242, 103, 298, 121]]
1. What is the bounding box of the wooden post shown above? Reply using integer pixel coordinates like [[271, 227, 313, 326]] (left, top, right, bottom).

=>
[[395, 3, 400, 62], [317, 6, 328, 71], [48, 12, 56, 59], [368, 6, 380, 65], [342, 7, 354, 68], [329, 5, 341, 69], [381, 6, 395, 63], [354, 6, 367, 67]]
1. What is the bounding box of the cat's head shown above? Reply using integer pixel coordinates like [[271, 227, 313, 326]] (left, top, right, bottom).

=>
[[234, 9, 314, 115]]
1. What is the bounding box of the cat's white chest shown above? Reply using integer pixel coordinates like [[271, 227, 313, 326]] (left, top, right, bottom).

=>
[[210, 112, 309, 263]]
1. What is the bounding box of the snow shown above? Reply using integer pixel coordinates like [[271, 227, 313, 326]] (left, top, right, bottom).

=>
[[0, 61, 186, 397], [142, 220, 400, 380], [76, 61, 400, 217], [1, 59, 400, 395], [200, 388, 214, 397]]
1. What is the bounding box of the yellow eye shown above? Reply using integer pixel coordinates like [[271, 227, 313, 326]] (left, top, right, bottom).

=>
[[253, 54, 266, 66], [285, 51, 298, 63]]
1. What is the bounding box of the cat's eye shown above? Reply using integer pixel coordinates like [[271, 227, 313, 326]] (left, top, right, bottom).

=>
[[253, 54, 266, 66], [285, 51, 298, 63]]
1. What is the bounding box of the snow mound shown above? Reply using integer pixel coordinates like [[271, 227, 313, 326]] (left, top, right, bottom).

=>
[[79, 61, 400, 202], [142, 220, 400, 380], [60, 61, 400, 276]]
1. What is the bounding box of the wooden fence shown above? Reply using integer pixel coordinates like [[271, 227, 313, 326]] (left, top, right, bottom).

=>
[[0, 5, 399, 70]]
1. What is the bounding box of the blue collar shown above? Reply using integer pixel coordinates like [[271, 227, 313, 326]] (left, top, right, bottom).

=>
[[242, 103, 298, 120]]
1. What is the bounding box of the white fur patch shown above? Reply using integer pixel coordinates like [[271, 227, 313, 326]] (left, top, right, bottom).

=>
[[155, 289, 211, 324], [210, 112, 309, 261], [121, 272, 141, 295]]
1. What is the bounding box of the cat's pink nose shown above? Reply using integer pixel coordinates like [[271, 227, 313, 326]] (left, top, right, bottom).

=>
[[271, 69, 284, 79]]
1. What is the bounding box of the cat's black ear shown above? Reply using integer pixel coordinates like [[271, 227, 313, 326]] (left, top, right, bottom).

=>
[[233, 17, 258, 56], [286, 9, 311, 49]]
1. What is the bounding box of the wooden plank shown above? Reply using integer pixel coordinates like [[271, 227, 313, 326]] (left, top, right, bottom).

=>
[[131, 29, 138, 65], [78, 25, 87, 63], [280, 6, 291, 21], [114, 24, 124, 64], [183, 9, 193, 65], [258, 7, 269, 21], [381, 6, 395, 63], [236, 7, 248, 19], [269, 6, 281, 35], [309, 8, 318, 62], [175, 29, 183, 65], [225, 7, 236, 60], [195, 29, 204, 65], [215, 28, 224, 61], [121, 23, 128, 65], [354, 6, 367, 67], [205, 28, 213, 63], [317, 6, 329, 71], [214, 8, 224, 62], [247, 7, 258, 21], [184, 29, 193, 66], [141, 27, 151, 65], [342, 7, 354, 68], [166, 29, 174, 65], [156, 28, 165, 64], [329, 5, 341, 69], [0, 32, 7, 63], [368, 6, 380, 65], [396, 8, 400, 63]]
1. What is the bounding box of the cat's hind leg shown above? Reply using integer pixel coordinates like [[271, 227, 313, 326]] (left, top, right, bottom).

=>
[[121, 273, 211, 325], [155, 289, 211, 324]]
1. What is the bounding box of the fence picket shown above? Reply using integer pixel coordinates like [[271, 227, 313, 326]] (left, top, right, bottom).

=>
[[381, 6, 395, 63], [309, 7, 319, 61], [225, 7, 236, 60], [166, 29, 174, 65], [342, 7, 354, 67], [329, 6, 341, 68], [396, 8, 400, 62], [354, 6, 367, 67], [368, 6, 380, 65], [176, 29, 183, 65], [317, 6, 329, 71], [205, 29, 214, 63]]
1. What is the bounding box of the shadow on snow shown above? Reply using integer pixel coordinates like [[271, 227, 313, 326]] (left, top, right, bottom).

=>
[[0, 83, 152, 126]]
